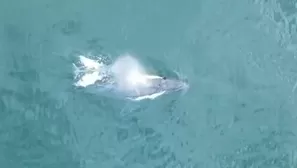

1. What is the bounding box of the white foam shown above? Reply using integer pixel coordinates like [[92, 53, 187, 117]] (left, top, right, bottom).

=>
[[73, 54, 152, 88], [73, 55, 106, 87], [78, 55, 101, 70]]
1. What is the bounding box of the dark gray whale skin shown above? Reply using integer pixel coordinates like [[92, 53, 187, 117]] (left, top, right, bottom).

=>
[[84, 76, 189, 100]]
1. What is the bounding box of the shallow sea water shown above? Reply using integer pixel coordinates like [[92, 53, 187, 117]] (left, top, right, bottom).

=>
[[1, 0, 297, 167]]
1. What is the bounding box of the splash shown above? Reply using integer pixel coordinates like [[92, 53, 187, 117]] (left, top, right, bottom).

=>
[[110, 54, 155, 91], [73, 54, 155, 88], [73, 55, 108, 87]]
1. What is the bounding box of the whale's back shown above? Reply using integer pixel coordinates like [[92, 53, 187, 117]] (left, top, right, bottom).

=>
[[90, 77, 188, 100]]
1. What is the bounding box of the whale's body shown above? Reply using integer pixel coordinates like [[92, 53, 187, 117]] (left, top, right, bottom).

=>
[[74, 55, 188, 101], [85, 75, 188, 101]]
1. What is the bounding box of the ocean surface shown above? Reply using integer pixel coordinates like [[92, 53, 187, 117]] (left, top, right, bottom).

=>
[[1, 0, 297, 167]]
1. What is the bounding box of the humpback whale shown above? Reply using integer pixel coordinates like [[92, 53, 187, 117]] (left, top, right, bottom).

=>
[[73, 55, 189, 101]]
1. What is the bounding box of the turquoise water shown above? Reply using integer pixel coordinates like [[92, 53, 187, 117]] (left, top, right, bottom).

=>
[[1, 0, 297, 167]]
